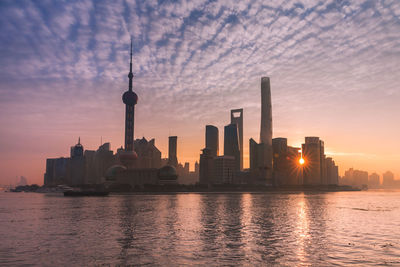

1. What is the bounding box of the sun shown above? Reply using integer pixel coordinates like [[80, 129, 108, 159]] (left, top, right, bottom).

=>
[[299, 158, 305, 165]]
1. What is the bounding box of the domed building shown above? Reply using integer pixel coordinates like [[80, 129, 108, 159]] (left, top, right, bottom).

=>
[[118, 149, 138, 168], [158, 165, 178, 185], [105, 165, 127, 181]]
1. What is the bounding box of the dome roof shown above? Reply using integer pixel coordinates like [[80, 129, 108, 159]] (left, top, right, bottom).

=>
[[122, 90, 138, 106], [105, 165, 127, 180], [118, 150, 138, 160], [158, 165, 178, 180], [118, 150, 138, 168]]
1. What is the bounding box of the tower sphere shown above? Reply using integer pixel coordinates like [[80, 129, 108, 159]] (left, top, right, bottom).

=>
[[122, 90, 138, 106]]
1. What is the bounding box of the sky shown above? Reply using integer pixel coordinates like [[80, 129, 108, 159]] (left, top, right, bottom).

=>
[[0, 0, 399, 185]]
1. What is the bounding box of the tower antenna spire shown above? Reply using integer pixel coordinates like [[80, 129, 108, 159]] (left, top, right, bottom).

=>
[[130, 37, 133, 65], [128, 36, 133, 92]]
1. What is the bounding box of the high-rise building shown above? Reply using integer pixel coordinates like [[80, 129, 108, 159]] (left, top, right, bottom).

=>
[[134, 138, 162, 168], [249, 138, 273, 185], [255, 77, 273, 183], [205, 125, 219, 157], [326, 157, 339, 185], [368, 172, 380, 188], [354, 170, 368, 188], [44, 157, 70, 186], [272, 138, 288, 185], [70, 137, 83, 158], [199, 148, 214, 185], [382, 171, 395, 187], [333, 165, 339, 185], [184, 162, 190, 173], [70, 138, 86, 185], [212, 156, 236, 184], [302, 137, 321, 185], [260, 77, 272, 145], [84, 142, 115, 184], [287, 146, 303, 185], [168, 136, 178, 167], [230, 109, 243, 170], [319, 140, 327, 185], [224, 124, 240, 171], [194, 161, 199, 175], [120, 39, 139, 168], [342, 168, 368, 188], [44, 159, 56, 186]]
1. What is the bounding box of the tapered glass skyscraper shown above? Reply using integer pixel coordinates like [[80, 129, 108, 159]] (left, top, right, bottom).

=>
[[249, 77, 273, 184]]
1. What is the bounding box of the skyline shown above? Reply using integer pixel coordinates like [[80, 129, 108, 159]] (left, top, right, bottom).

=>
[[0, 0, 400, 185]]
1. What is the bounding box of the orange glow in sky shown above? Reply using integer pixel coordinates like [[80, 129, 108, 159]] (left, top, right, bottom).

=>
[[0, 1, 399, 185]]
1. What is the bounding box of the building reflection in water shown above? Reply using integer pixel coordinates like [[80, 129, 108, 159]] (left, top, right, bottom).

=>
[[294, 193, 309, 263], [174, 194, 201, 261], [250, 194, 280, 264], [197, 193, 248, 262], [113, 192, 329, 265], [303, 193, 328, 264], [198, 194, 222, 260], [6, 192, 399, 266], [197, 194, 254, 264], [220, 194, 245, 262], [240, 193, 254, 260], [117, 195, 137, 265]]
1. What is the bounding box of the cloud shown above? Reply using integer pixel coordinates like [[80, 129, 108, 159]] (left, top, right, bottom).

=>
[[0, 0, 400, 182]]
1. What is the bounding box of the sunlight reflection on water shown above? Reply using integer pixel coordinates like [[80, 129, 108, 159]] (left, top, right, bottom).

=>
[[0, 191, 399, 266]]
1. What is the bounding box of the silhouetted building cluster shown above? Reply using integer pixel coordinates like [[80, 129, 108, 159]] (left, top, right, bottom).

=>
[[301, 137, 339, 186], [340, 169, 399, 189], [44, 41, 198, 188], [44, 139, 116, 186], [44, 41, 346, 189], [198, 77, 340, 187]]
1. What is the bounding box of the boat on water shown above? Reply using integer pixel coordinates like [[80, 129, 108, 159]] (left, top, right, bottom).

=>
[[63, 190, 109, 197]]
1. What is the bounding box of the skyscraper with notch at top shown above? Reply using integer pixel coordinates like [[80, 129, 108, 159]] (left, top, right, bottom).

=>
[[230, 109, 243, 170]]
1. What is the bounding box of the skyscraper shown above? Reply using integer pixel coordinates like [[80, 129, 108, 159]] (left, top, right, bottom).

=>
[[205, 125, 219, 157], [326, 157, 339, 185], [120, 39, 139, 168], [230, 109, 243, 170], [250, 77, 273, 184], [302, 137, 321, 185], [134, 137, 162, 168], [260, 77, 272, 146], [199, 148, 214, 185], [319, 140, 327, 185], [272, 137, 288, 185], [224, 124, 240, 171], [368, 172, 380, 188], [382, 171, 395, 187], [168, 136, 178, 167]]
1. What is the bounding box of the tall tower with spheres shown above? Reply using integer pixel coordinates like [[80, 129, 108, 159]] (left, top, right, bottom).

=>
[[119, 38, 138, 168]]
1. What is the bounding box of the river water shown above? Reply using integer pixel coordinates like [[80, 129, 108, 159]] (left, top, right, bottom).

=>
[[1, 190, 399, 266]]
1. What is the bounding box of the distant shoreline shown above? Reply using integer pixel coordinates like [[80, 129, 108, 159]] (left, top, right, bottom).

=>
[[108, 185, 362, 194], [5, 184, 365, 194]]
